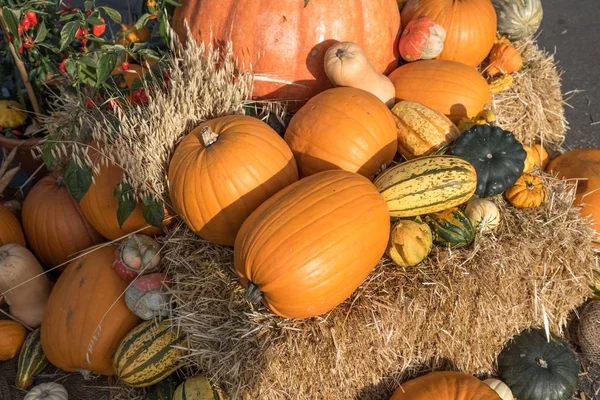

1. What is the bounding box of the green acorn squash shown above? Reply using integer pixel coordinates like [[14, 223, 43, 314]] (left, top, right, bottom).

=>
[[492, 0, 543, 40], [451, 124, 526, 197], [146, 375, 181, 400], [497, 328, 579, 400], [426, 207, 474, 248]]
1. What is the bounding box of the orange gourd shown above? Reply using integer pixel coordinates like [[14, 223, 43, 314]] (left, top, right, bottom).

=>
[[532, 143, 549, 170], [0, 320, 27, 361], [0, 204, 25, 247], [388, 60, 493, 124], [284, 87, 398, 180], [234, 170, 390, 319], [547, 148, 600, 243], [324, 41, 396, 107], [401, 0, 497, 67], [22, 173, 104, 270], [486, 42, 523, 77], [168, 115, 299, 246], [41, 245, 141, 376], [171, 0, 401, 106], [390, 371, 502, 399], [398, 16, 446, 62], [504, 174, 547, 209]]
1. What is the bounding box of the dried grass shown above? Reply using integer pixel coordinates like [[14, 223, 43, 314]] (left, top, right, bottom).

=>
[[492, 36, 568, 152], [159, 172, 596, 400]]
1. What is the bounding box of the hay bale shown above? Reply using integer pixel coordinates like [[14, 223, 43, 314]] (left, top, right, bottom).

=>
[[492, 36, 568, 151], [164, 173, 596, 399]]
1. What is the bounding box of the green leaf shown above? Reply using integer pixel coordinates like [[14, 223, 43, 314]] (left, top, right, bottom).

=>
[[40, 133, 61, 170], [114, 181, 136, 228], [142, 195, 164, 229], [100, 6, 122, 23], [304, 0, 309, 7], [96, 52, 117, 86], [77, 55, 98, 68], [86, 16, 104, 25], [133, 13, 151, 30], [36, 42, 59, 52], [65, 58, 77, 76], [159, 11, 169, 44], [164, 0, 182, 7], [84, 0, 94, 10], [64, 157, 93, 202], [35, 20, 48, 42], [59, 21, 80, 51], [2, 8, 19, 37]]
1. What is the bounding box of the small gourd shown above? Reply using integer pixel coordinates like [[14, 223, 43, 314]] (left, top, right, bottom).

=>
[[504, 174, 547, 209], [0, 100, 27, 128], [457, 110, 497, 133], [16, 328, 50, 388], [465, 196, 500, 232], [492, 0, 544, 40], [486, 42, 523, 77], [0, 320, 27, 360], [173, 376, 224, 400], [489, 74, 514, 94], [386, 219, 433, 267], [426, 207, 475, 248], [125, 273, 172, 320], [24, 382, 68, 400], [113, 234, 161, 281], [399, 16, 446, 62], [483, 378, 514, 400]]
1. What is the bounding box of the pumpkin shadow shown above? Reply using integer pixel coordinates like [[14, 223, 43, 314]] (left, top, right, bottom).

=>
[[449, 103, 469, 125], [353, 358, 459, 400]]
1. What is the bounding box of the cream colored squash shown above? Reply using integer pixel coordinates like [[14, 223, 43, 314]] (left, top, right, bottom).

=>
[[483, 378, 514, 400], [324, 41, 396, 108], [465, 196, 500, 233], [24, 382, 68, 400]]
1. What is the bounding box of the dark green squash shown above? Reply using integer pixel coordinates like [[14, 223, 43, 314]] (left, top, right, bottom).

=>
[[451, 124, 526, 197], [425, 207, 474, 248], [146, 374, 181, 400], [497, 328, 579, 400], [15, 328, 49, 389]]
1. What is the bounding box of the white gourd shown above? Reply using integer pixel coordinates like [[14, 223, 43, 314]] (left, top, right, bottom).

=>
[[465, 196, 500, 232], [24, 382, 68, 400], [484, 378, 514, 400]]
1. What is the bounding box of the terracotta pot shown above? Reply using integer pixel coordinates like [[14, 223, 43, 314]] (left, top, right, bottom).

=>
[[0, 134, 47, 180]]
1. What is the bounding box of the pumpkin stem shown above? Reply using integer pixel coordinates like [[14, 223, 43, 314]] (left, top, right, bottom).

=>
[[56, 175, 65, 187], [0, 250, 8, 262], [335, 48, 351, 60], [200, 126, 219, 147], [536, 357, 549, 369], [245, 281, 264, 305], [526, 181, 535, 190]]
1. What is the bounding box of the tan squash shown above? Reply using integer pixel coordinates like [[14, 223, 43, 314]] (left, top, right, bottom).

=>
[[324, 42, 396, 108], [0, 320, 27, 361], [0, 244, 52, 328]]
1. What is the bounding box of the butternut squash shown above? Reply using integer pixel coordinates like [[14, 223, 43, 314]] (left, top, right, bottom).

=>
[[324, 41, 396, 108]]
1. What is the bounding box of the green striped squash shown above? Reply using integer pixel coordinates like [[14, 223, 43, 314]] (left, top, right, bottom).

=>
[[174, 376, 223, 400], [146, 375, 181, 400], [426, 207, 475, 248], [492, 0, 543, 39], [16, 328, 49, 389], [113, 319, 186, 388], [374, 155, 477, 217]]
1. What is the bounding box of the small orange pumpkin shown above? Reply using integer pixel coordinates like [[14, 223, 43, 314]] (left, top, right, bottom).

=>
[[532, 143, 549, 170], [505, 174, 547, 208], [22, 173, 104, 270], [0, 204, 25, 247], [390, 371, 501, 399], [486, 42, 523, 77], [0, 320, 27, 361]]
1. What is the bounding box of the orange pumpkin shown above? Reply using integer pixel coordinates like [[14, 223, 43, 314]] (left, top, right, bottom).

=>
[[284, 87, 397, 180], [234, 170, 390, 319], [168, 115, 299, 246], [401, 0, 497, 67], [79, 159, 163, 241], [22, 173, 104, 270], [41, 245, 141, 376], [0, 204, 25, 247], [504, 174, 547, 209], [171, 0, 401, 107], [532, 143, 549, 170], [0, 320, 27, 361], [486, 42, 523, 77], [547, 148, 600, 243], [390, 371, 502, 399], [388, 60, 493, 124]]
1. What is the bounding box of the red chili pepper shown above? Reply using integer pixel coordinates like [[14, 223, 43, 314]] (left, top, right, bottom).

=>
[[59, 59, 67, 73], [12, 129, 23, 137], [25, 11, 38, 27], [17, 23, 23, 37], [85, 9, 92, 17], [75, 27, 87, 38], [107, 99, 120, 112], [80, 37, 88, 45], [18, 46, 23, 54], [84, 98, 95, 108], [22, 17, 31, 31], [149, 14, 157, 20], [92, 17, 106, 36], [23, 37, 34, 49], [131, 89, 149, 105], [121, 62, 130, 71], [69, 8, 77, 13]]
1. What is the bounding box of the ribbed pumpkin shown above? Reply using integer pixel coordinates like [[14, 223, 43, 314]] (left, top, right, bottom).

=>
[[234, 170, 390, 319], [171, 0, 401, 106], [41, 245, 141, 376], [390, 371, 502, 399], [0, 203, 26, 247], [465, 196, 500, 232], [483, 379, 514, 400], [401, 0, 497, 67], [16, 328, 49, 389], [388, 60, 493, 124], [113, 319, 186, 387], [79, 161, 163, 241], [0, 320, 27, 361], [374, 156, 477, 217], [486, 42, 523, 77], [168, 115, 299, 247], [22, 173, 104, 270], [386, 219, 433, 267], [426, 206, 475, 248], [391, 100, 461, 159], [492, 0, 543, 40], [284, 87, 397, 180], [504, 173, 547, 209], [174, 376, 224, 400]]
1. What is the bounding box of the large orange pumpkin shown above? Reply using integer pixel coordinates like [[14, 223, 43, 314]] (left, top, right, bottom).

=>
[[546, 148, 600, 244], [234, 169, 390, 319], [168, 115, 299, 247], [390, 371, 501, 399], [401, 0, 497, 67], [171, 0, 401, 106], [284, 87, 397, 180], [0, 204, 25, 247], [79, 160, 163, 241], [388, 60, 492, 124], [41, 245, 141, 376], [22, 173, 104, 270]]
